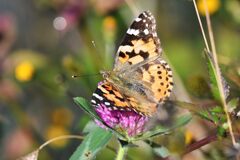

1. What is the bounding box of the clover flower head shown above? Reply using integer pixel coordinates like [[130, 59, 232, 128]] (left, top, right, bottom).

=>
[[95, 103, 148, 137]]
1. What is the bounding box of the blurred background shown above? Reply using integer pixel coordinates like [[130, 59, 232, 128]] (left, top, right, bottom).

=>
[[0, 0, 240, 159]]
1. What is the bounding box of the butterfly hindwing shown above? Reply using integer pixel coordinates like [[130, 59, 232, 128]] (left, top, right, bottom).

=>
[[135, 59, 173, 102], [119, 58, 174, 114]]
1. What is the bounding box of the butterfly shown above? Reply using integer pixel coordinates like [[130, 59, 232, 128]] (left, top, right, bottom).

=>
[[91, 11, 173, 116]]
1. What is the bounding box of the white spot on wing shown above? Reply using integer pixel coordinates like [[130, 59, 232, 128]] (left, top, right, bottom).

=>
[[160, 60, 165, 63], [104, 102, 111, 106], [143, 29, 149, 35], [127, 28, 140, 36], [93, 93, 103, 101], [118, 45, 133, 52], [91, 100, 96, 104], [237, 111, 240, 117], [135, 17, 142, 22]]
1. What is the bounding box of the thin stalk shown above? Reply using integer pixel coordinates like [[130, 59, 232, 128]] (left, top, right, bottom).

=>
[[115, 144, 128, 160], [183, 134, 218, 155], [192, 0, 210, 52], [39, 135, 84, 150], [124, 0, 139, 16], [192, 0, 237, 147], [202, 0, 237, 147]]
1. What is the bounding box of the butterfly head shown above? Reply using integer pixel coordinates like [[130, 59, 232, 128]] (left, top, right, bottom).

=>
[[100, 70, 121, 85], [100, 70, 110, 79]]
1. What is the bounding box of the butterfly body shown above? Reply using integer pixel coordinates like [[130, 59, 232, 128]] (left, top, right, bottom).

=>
[[91, 11, 173, 116]]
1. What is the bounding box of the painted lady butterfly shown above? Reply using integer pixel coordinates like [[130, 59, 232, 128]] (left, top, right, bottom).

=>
[[91, 11, 173, 116]]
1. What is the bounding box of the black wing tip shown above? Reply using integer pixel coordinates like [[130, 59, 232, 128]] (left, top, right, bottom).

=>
[[137, 11, 156, 24], [141, 10, 152, 14], [139, 10, 153, 17]]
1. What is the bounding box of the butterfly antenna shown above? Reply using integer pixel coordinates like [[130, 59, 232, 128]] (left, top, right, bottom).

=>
[[90, 40, 105, 64], [72, 73, 101, 79]]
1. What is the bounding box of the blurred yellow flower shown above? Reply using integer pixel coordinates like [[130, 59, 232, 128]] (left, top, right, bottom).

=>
[[103, 16, 117, 32], [185, 130, 194, 145], [45, 125, 69, 148], [15, 61, 35, 82], [197, 0, 221, 16], [52, 107, 73, 127]]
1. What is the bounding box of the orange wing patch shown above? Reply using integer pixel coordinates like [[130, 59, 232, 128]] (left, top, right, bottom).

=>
[[118, 38, 158, 65], [98, 83, 128, 107], [141, 59, 173, 102]]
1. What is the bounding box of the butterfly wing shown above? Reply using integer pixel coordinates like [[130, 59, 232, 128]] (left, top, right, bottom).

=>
[[92, 11, 173, 116], [91, 81, 158, 116], [112, 11, 173, 116], [91, 81, 131, 110], [125, 58, 174, 103], [114, 11, 161, 72], [92, 60, 174, 116]]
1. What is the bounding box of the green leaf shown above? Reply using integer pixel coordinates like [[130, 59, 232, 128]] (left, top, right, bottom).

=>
[[217, 125, 227, 137], [82, 121, 99, 134], [69, 127, 112, 160], [211, 106, 224, 114], [204, 50, 229, 101], [136, 114, 192, 140], [174, 100, 225, 124], [153, 146, 170, 158], [73, 97, 101, 121], [227, 98, 239, 113], [204, 51, 221, 101], [174, 101, 213, 122]]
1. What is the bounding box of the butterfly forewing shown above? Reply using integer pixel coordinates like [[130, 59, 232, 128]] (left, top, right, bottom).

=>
[[114, 11, 162, 71]]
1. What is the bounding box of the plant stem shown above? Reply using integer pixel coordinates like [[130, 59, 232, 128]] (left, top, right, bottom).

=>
[[192, 0, 210, 52], [39, 135, 84, 150], [125, 0, 139, 16], [192, 0, 238, 147], [183, 134, 218, 155], [202, 0, 237, 147], [116, 144, 128, 160]]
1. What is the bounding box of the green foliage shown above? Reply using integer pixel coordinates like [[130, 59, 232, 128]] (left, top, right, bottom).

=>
[[227, 98, 239, 113], [175, 101, 228, 136], [69, 127, 112, 160], [153, 146, 170, 158], [136, 114, 192, 141], [204, 50, 221, 101], [73, 97, 101, 121]]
